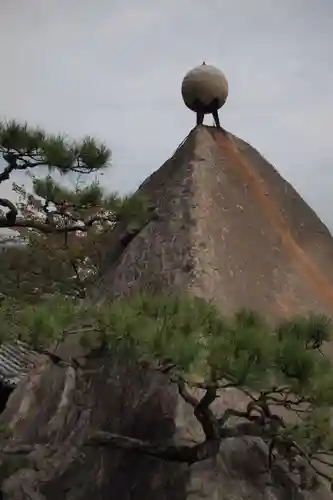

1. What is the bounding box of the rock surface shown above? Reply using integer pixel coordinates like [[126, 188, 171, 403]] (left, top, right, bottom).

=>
[[97, 126, 333, 320], [1, 126, 333, 499]]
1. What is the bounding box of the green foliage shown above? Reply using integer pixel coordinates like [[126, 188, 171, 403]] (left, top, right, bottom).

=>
[[0, 295, 80, 348], [32, 176, 105, 207], [285, 409, 333, 455], [88, 294, 222, 377], [0, 120, 110, 175], [0, 296, 24, 344], [208, 308, 274, 388], [0, 118, 153, 302], [2, 292, 332, 397], [33, 175, 72, 204], [277, 313, 331, 350], [0, 121, 45, 153], [17, 297, 78, 347], [1, 180, 150, 301], [112, 193, 152, 225], [275, 314, 332, 395], [1, 291, 333, 488]]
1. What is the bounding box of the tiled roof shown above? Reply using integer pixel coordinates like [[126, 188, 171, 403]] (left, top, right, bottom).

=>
[[0, 341, 42, 389]]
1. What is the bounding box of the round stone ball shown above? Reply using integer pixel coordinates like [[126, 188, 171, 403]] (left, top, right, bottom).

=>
[[181, 63, 229, 112]]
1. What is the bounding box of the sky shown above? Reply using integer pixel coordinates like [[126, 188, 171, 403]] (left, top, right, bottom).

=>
[[0, 0, 333, 229]]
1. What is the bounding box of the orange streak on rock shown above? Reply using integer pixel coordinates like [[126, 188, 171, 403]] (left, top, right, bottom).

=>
[[212, 128, 333, 310]]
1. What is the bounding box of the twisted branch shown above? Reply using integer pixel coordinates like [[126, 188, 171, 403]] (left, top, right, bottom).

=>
[[86, 381, 221, 464]]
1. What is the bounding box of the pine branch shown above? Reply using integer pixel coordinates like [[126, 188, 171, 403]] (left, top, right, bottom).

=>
[[85, 430, 219, 463], [0, 210, 112, 233], [0, 121, 111, 185], [85, 384, 273, 463], [0, 198, 18, 224], [86, 382, 221, 464], [0, 152, 18, 183]]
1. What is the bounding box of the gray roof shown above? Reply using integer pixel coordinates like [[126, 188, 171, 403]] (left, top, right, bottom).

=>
[[0, 341, 42, 389]]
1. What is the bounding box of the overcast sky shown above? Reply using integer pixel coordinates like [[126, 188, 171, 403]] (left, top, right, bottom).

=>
[[0, 0, 333, 229]]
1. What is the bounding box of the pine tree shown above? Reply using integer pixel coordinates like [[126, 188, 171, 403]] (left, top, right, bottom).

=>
[[0, 120, 150, 300], [1, 293, 333, 493]]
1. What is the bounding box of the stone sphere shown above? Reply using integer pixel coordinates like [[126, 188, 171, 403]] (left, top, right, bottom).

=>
[[181, 63, 229, 112]]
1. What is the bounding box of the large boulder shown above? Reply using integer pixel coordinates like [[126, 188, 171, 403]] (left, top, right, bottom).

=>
[[2, 125, 333, 499], [1, 346, 331, 500], [97, 126, 333, 320]]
